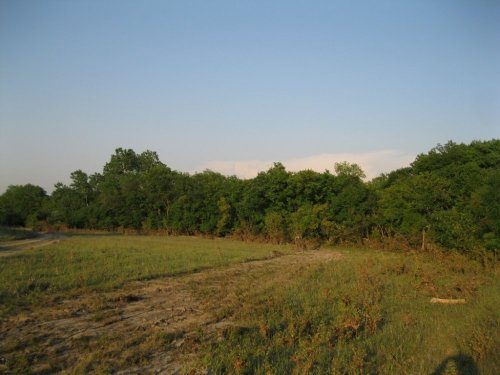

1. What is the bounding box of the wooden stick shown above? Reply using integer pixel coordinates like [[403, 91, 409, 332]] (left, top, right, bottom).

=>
[[430, 298, 466, 304]]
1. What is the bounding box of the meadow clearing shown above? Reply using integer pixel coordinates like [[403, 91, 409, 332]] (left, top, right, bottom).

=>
[[0, 233, 498, 374]]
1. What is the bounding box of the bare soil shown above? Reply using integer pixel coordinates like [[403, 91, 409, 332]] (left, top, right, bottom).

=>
[[0, 233, 66, 257], [0, 249, 342, 374]]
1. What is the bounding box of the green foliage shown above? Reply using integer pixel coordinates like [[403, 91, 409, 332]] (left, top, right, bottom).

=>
[[377, 140, 499, 251], [264, 211, 288, 244], [334, 161, 366, 179], [430, 208, 477, 250], [471, 169, 500, 250], [286, 170, 326, 210], [216, 197, 233, 236], [0, 184, 47, 227], [2, 139, 498, 252], [379, 173, 452, 243], [289, 204, 328, 240]]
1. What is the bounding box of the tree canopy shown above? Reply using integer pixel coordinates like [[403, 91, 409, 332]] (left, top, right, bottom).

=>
[[1, 140, 498, 253]]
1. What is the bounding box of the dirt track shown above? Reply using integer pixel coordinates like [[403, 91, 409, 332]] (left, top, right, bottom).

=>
[[0, 233, 66, 257], [0, 249, 342, 374]]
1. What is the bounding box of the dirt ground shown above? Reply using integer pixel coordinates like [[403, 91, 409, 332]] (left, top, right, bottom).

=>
[[0, 234, 65, 257], [0, 249, 342, 374]]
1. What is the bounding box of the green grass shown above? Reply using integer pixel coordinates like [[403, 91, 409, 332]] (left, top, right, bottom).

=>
[[0, 234, 294, 317], [1, 235, 498, 374], [200, 248, 499, 374]]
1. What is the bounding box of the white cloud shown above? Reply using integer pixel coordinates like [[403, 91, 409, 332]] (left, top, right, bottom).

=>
[[195, 150, 416, 180]]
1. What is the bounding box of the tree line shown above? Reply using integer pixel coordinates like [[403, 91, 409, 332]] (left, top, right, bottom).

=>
[[1, 140, 498, 252]]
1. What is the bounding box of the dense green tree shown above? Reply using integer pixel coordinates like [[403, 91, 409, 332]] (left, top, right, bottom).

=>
[[286, 170, 326, 211], [48, 183, 84, 227], [378, 173, 453, 246], [376, 140, 500, 250], [5, 140, 497, 252], [235, 177, 268, 233], [334, 161, 366, 179], [70, 170, 92, 206], [471, 169, 500, 250], [141, 165, 177, 230], [289, 204, 329, 240], [103, 148, 141, 175], [216, 196, 233, 236], [0, 184, 47, 226], [264, 211, 288, 243]]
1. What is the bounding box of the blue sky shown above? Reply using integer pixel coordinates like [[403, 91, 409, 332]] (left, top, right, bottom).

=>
[[1, 0, 499, 192]]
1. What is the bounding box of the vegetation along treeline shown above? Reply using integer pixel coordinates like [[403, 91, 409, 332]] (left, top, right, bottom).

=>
[[1, 139, 498, 253]]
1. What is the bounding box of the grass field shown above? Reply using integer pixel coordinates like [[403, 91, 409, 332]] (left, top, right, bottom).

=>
[[200, 248, 499, 374], [0, 234, 498, 374], [0, 235, 294, 317]]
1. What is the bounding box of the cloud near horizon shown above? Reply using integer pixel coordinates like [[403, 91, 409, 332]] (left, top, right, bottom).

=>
[[195, 150, 416, 180]]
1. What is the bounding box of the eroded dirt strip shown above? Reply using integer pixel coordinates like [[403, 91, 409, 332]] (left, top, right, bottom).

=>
[[0, 250, 341, 374], [0, 234, 66, 257]]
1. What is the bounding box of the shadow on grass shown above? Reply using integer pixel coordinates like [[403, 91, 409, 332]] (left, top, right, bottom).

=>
[[432, 354, 479, 375]]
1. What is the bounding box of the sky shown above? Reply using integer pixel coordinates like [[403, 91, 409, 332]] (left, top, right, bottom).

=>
[[1, 0, 499, 193]]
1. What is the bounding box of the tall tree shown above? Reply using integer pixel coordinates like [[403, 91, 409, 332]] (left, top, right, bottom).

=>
[[0, 185, 47, 226]]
